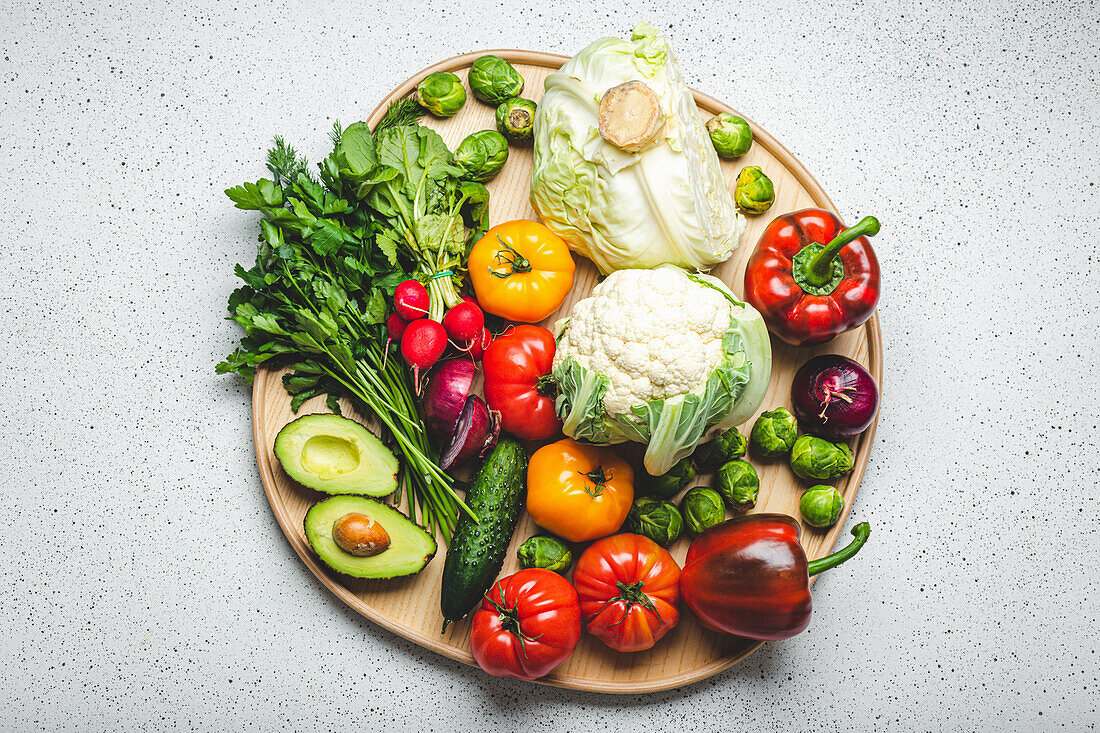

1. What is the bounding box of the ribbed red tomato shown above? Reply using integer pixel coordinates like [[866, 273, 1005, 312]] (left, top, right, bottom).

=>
[[469, 569, 581, 680], [482, 325, 561, 441], [572, 534, 681, 652]]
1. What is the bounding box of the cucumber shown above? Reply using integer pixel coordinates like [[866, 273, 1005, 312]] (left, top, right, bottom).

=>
[[440, 438, 527, 629]]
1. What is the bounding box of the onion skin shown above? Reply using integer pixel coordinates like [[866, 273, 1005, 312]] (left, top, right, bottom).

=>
[[791, 355, 878, 441], [439, 395, 501, 470], [422, 359, 476, 438]]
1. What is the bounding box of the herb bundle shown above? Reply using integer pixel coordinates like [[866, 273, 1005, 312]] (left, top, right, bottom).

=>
[[218, 106, 487, 540]]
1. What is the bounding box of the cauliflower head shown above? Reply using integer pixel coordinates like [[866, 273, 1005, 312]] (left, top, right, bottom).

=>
[[553, 265, 771, 474]]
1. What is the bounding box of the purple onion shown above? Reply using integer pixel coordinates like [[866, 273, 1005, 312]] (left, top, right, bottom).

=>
[[791, 355, 879, 440], [438, 395, 501, 470], [422, 358, 476, 438]]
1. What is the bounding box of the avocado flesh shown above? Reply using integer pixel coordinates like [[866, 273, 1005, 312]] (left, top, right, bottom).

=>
[[274, 414, 398, 496], [304, 496, 437, 579]]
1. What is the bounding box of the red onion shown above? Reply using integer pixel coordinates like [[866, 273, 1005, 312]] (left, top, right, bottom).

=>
[[422, 358, 476, 438], [791, 355, 878, 440], [439, 395, 501, 470]]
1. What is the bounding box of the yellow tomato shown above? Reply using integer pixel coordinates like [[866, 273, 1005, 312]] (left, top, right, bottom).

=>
[[526, 439, 634, 543], [468, 219, 575, 323]]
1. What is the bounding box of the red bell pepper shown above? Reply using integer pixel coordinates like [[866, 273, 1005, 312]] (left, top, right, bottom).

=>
[[680, 514, 870, 640], [744, 209, 881, 346]]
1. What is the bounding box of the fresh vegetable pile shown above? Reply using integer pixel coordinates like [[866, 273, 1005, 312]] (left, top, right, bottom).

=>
[[219, 21, 886, 685]]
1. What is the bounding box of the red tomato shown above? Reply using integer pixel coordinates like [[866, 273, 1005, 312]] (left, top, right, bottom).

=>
[[482, 325, 561, 441], [469, 569, 582, 680], [572, 534, 681, 652]]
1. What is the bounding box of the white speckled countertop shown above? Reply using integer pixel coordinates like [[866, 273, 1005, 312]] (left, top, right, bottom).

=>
[[1, 0, 1097, 730]]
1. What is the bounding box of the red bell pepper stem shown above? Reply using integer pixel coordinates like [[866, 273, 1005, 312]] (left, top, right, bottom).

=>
[[804, 217, 881, 288], [807, 522, 871, 576]]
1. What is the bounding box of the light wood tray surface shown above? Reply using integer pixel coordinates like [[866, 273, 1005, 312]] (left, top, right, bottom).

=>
[[252, 50, 882, 693]]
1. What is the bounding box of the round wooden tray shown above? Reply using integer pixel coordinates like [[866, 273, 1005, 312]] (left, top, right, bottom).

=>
[[252, 50, 882, 693]]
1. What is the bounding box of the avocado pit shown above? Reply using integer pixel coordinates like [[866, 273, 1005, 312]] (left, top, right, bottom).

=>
[[332, 512, 390, 557]]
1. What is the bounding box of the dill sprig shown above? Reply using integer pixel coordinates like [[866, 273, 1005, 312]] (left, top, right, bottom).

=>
[[375, 96, 423, 132], [266, 136, 314, 187], [328, 120, 344, 146]]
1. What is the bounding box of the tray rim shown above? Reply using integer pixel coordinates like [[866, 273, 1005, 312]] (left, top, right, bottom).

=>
[[251, 49, 883, 694]]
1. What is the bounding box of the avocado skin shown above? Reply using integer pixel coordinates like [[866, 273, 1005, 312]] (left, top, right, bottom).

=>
[[304, 495, 437, 579], [273, 413, 398, 496], [440, 439, 527, 627]]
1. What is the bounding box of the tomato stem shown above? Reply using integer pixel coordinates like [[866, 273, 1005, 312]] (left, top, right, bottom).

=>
[[578, 466, 612, 498], [535, 374, 557, 397], [486, 585, 542, 658], [604, 580, 662, 629], [489, 237, 532, 278]]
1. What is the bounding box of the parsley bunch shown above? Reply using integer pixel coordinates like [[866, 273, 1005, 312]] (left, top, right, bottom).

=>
[[219, 109, 483, 540]]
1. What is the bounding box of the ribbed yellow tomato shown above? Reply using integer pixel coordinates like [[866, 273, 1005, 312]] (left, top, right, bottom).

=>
[[526, 439, 634, 543], [468, 219, 575, 323]]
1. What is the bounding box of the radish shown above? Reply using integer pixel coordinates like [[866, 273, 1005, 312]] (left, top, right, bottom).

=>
[[466, 327, 493, 361], [442, 300, 485, 347], [394, 280, 429, 321], [386, 312, 408, 345], [401, 318, 448, 385]]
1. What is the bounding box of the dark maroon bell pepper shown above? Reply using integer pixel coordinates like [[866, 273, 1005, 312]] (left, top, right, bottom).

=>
[[680, 514, 871, 640]]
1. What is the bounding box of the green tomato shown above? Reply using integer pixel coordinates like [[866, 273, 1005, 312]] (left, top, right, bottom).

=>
[[692, 429, 747, 473], [789, 435, 854, 481], [516, 535, 572, 573], [750, 407, 798, 459], [640, 456, 696, 498], [715, 459, 760, 510], [680, 486, 726, 537], [800, 486, 844, 528], [416, 71, 467, 117], [468, 55, 525, 105], [496, 97, 537, 145], [627, 497, 683, 547], [706, 113, 753, 158], [734, 165, 775, 215], [454, 130, 509, 182]]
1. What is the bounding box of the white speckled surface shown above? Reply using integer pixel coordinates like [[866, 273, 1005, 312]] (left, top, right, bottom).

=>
[[1, 0, 1097, 729]]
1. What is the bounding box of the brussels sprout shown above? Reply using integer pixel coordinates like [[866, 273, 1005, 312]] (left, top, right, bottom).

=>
[[715, 460, 760, 510], [496, 97, 537, 145], [692, 429, 747, 473], [750, 407, 798, 459], [789, 435, 854, 481], [517, 535, 573, 573], [640, 456, 695, 498], [416, 71, 467, 117], [706, 113, 753, 158], [800, 485, 844, 528], [468, 55, 525, 105], [627, 497, 683, 547], [680, 486, 726, 537], [454, 130, 509, 182], [734, 165, 775, 215]]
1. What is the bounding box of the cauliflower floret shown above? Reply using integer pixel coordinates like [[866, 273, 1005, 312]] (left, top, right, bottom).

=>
[[554, 267, 733, 415]]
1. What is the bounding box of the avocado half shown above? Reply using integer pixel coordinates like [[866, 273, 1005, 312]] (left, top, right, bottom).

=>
[[304, 496, 437, 579], [274, 414, 398, 496]]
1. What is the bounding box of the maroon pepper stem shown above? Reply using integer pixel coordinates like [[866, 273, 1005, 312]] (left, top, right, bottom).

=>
[[807, 522, 871, 576]]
